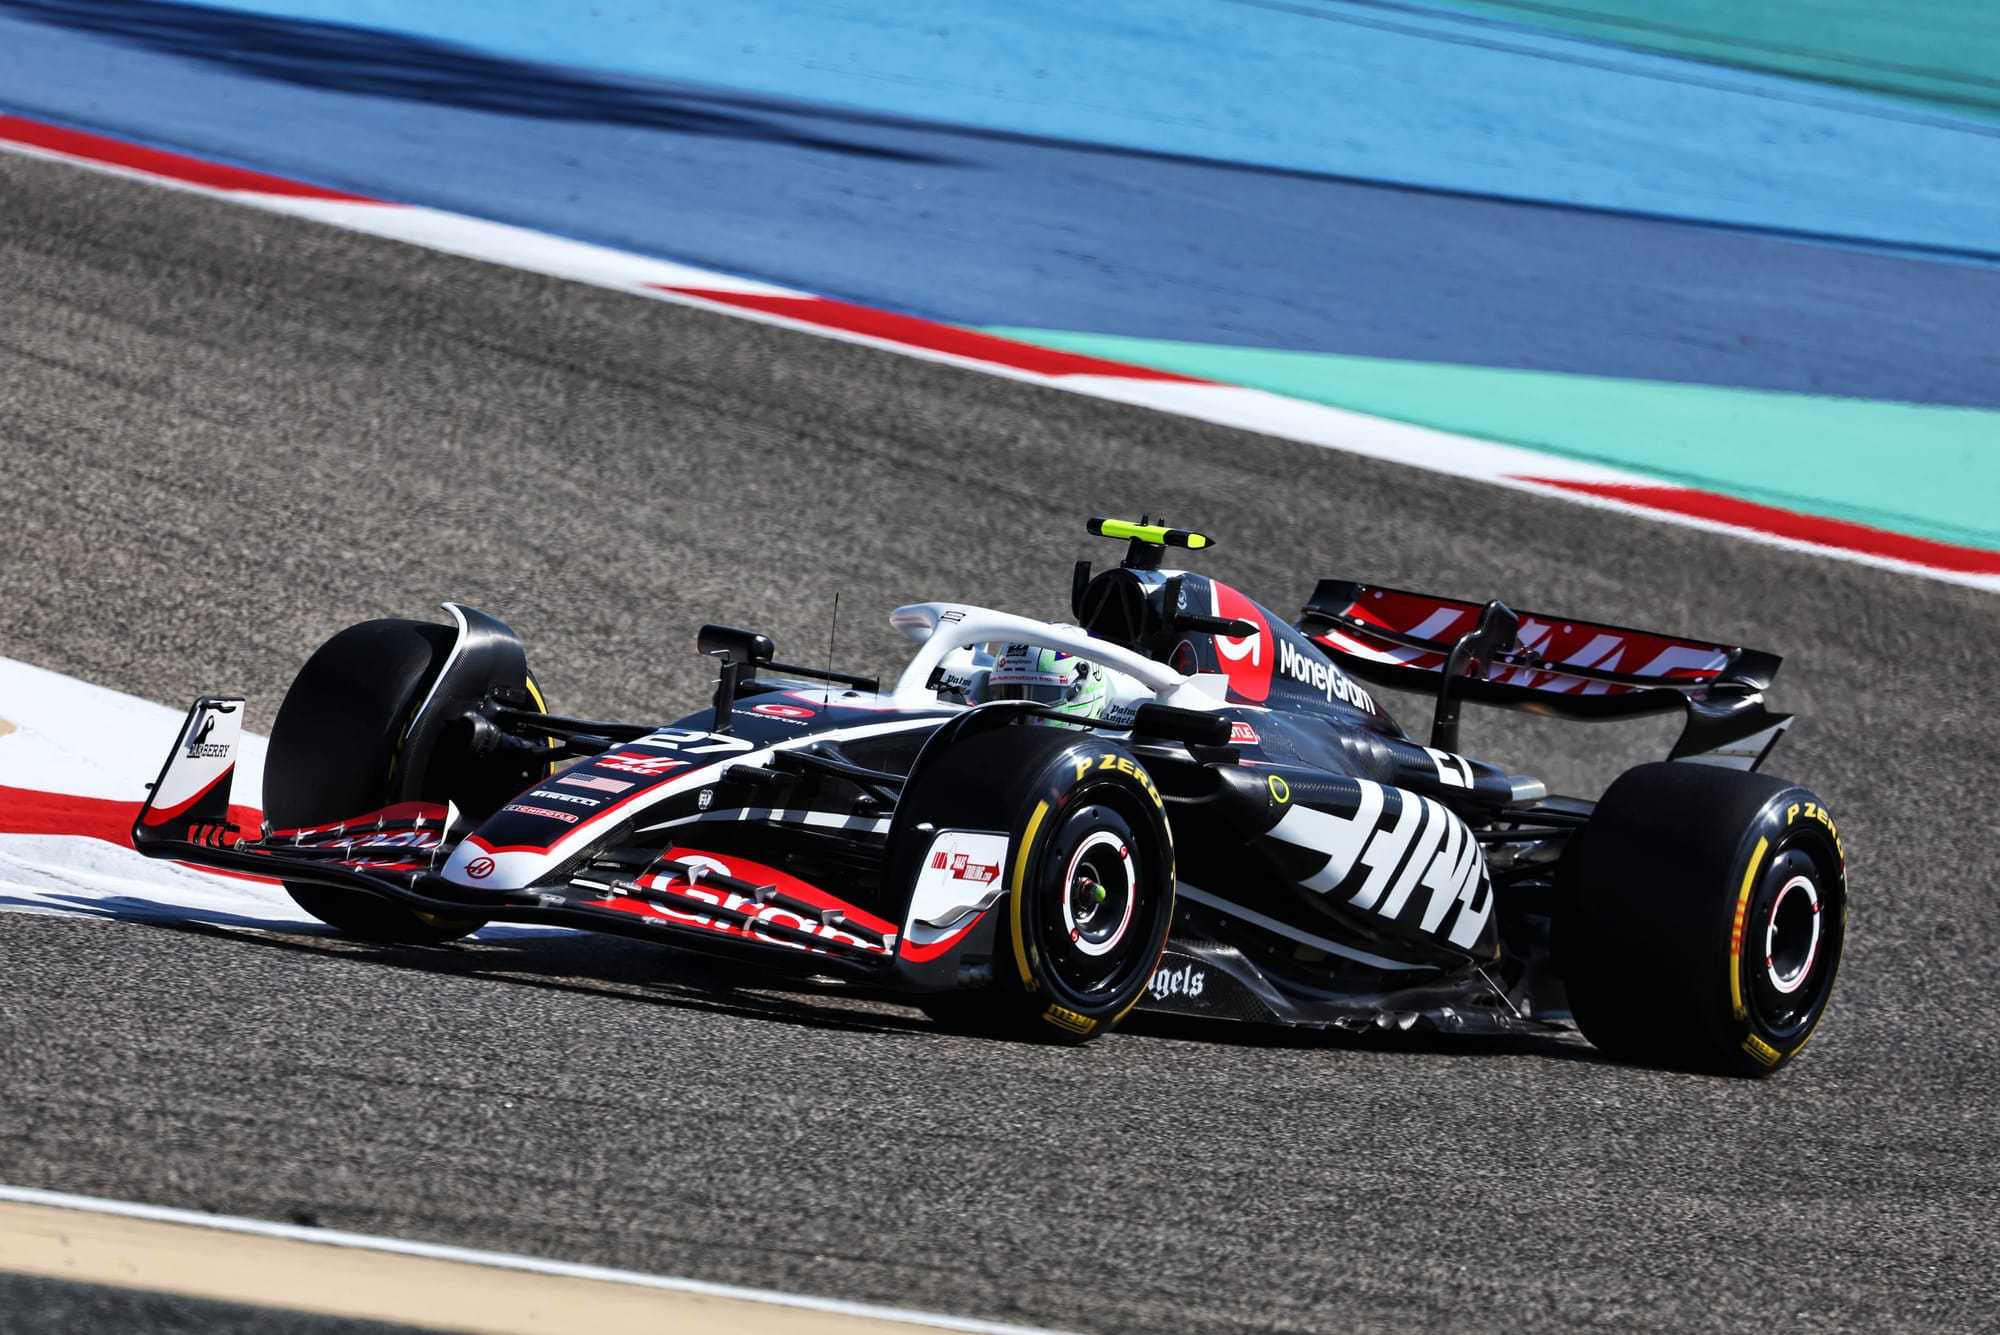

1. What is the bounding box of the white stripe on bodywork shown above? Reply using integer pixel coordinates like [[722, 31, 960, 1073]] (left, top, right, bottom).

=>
[[147, 700, 243, 818], [1176, 884, 1423, 972], [1273, 785, 1382, 894], [1374, 797, 1449, 920], [1560, 633, 1624, 670], [1313, 629, 1401, 664], [637, 812, 893, 836], [1417, 817, 1473, 934], [1638, 644, 1734, 676], [441, 716, 942, 889], [1675, 719, 1791, 770], [405, 601, 471, 744], [1347, 789, 1423, 912], [1393, 608, 1467, 663], [905, 829, 1012, 930]]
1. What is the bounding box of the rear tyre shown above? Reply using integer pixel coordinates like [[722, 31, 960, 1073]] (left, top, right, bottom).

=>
[[897, 726, 1175, 1044], [265, 618, 545, 945], [1559, 762, 1846, 1077]]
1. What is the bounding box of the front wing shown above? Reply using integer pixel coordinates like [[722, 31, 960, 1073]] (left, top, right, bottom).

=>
[[136, 803, 906, 974]]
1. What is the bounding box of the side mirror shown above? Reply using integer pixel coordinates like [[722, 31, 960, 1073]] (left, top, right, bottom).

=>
[[1163, 575, 1258, 638], [1132, 702, 1233, 748], [699, 626, 774, 736], [697, 624, 775, 666]]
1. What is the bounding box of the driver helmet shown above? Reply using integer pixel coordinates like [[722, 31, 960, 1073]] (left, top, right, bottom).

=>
[[981, 643, 1118, 720]]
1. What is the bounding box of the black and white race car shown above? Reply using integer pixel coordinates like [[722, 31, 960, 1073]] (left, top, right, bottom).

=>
[[135, 518, 1845, 1075]]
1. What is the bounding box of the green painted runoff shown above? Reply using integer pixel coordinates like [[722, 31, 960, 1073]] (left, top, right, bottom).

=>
[[986, 328, 2000, 551], [1442, 0, 2000, 120]]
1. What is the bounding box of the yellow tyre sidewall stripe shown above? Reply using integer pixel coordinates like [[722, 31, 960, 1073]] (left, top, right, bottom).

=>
[[1728, 835, 1769, 1023], [1009, 799, 1052, 991], [1007, 759, 1174, 1029]]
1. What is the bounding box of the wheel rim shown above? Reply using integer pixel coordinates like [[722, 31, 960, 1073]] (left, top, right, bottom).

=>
[[1763, 874, 1821, 995], [1035, 805, 1154, 1000], [1746, 845, 1839, 1038], [1061, 832, 1137, 958]]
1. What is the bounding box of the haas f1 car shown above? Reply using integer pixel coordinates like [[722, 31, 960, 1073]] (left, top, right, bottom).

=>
[[136, 519, 1845, 1075]]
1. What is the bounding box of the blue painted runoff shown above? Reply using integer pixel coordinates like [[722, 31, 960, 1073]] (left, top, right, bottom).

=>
[[44, 0, 2000, 257], [3, 0, 1998, 408]]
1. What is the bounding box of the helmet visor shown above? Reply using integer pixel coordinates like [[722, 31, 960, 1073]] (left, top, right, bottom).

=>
[[988, 646, 1074, 707], [989, 676, 1072, 707]]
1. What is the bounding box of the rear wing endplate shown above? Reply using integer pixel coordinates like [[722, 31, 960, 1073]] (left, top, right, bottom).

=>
[[1299, 581, 1791, 770]]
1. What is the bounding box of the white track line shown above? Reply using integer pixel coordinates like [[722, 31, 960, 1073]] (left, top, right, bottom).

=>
[[3, 116, 1993, 593], [0, 1185, 1078, 1334]]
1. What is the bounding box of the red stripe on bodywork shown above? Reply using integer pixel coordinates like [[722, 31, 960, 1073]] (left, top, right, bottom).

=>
[[898, 911, 987, 963], [458, 830, 566, 859], [579, 845, 899, 957], [1518, 479, 2000, 577], [0, 114, 381, 203], [140, 765, 233, 827], [268, 801, 449, 841], [661, 289, 1211, 382]]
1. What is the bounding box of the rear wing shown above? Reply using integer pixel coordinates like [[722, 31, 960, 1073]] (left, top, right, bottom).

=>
[[1298, 581, 1791, 771]]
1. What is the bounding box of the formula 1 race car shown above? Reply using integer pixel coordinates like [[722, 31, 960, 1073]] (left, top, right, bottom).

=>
[[134, 518, 1846, 1075]]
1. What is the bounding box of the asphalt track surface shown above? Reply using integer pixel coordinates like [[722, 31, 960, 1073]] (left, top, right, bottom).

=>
[[2, 152, 1998, 1333]]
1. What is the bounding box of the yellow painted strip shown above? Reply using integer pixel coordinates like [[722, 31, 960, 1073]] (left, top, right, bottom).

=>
[[0, 1199, 1004, 1335], [1009, 800, 1051, 990], [1729, 836, 1768, 1021]]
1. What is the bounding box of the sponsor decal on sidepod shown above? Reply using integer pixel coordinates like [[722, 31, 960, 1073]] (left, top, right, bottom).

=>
[[1277, 637, 1375, 712], [1210, 583, 1273, 703], [1149, 962, 1207, 1001], [589, 851, 896, 956], [931, 849, 1001, 884]]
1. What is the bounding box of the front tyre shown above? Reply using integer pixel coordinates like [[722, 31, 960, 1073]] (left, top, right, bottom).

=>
[[265, 617, 545, 945], [898, 727, 1175, 1044], [1559, 762, 1847, 1077], [1006, 784, 1169, 1040]]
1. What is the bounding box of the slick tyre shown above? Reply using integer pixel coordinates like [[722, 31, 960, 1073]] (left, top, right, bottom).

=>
[[264, 619, 547, 945], [1559, 762, 1846, 1077], [898, 726, 1175, 1044]]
